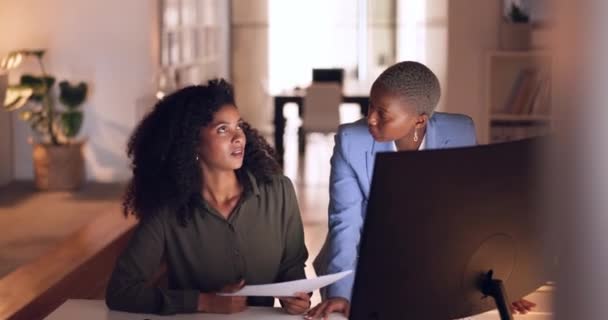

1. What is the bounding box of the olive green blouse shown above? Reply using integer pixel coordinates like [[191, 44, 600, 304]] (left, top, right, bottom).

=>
[[105, 173, 308, 315]]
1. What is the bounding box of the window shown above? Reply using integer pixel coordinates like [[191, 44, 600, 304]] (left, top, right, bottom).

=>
[[268, 0, 362, 93]]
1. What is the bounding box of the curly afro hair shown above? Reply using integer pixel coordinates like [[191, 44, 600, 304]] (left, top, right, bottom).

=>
[[123, 79, 280, 225]]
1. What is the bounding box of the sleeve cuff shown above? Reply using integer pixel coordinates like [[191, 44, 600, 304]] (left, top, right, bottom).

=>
[[326, 275, 354, 302], [159, 289, 200, 314]]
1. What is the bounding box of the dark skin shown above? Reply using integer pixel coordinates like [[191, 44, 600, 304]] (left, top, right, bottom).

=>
[[195, 104, 311, 314], [306, 84, 536, 319], [197, 104, 246, 219], [366, 83, 428, 151], [280, 292, 312, 315]]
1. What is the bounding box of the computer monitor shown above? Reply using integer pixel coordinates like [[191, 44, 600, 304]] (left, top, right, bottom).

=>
[[312, 68, 344, 84], [350, 138, 553, 320]]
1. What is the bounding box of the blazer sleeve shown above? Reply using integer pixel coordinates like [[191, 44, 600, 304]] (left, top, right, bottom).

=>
[[325, 129, 365, 301]]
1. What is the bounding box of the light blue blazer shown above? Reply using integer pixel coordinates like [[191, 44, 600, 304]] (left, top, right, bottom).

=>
[[315, 112, 477, 300]]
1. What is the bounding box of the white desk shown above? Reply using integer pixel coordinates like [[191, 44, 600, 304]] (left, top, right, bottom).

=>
[[45, 286, 553, 320], [44, 300, 347, 320]]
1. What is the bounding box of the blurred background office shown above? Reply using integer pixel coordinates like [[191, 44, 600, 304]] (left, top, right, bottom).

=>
[[6, 0, 604, 319]]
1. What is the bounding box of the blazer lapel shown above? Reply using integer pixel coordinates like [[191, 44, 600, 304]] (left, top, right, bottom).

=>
[[365, 140, 393, 184], [365, 148, 375, 185]]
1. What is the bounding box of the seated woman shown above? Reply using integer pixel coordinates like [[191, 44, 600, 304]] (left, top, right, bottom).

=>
[[308, 61, 536, 319], [105, 79, 310, 315]]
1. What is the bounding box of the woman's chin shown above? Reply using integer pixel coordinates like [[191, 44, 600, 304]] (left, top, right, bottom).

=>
[[231, 159, 245, 170], [212, 159, 243, 171], [369, 129, 388, 142], [372, 135, 391, 142]]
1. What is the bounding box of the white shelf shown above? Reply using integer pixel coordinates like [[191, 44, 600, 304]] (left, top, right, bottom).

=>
[[488, 50, 552, 58], [484, 49, 553, 144], [490, 114, 552, 122]]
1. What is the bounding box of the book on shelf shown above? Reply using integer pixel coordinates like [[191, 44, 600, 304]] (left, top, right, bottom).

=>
[[524, 73, 544, 114], [513, 69, 538, 114], [532, 74, 552, 115], [500, 70, 527, 113], [500, 68, 551, 116]]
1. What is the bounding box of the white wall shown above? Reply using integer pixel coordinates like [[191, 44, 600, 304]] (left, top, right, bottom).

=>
[[444, 0, 501, 141], [396, 0, 449, 112], [231, 0, 271, 132], [0, 0, 159, 182]]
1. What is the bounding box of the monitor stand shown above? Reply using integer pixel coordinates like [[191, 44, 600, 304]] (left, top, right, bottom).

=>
[[481, 270, 514, 320]]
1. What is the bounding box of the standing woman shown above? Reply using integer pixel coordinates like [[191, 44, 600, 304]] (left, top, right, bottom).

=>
[[106, 79, 310, 315], [308, 61, 536, 319]]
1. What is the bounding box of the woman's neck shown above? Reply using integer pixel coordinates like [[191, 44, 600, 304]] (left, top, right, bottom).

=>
[[200, 167, 242, 206], [395, 127, 426, 151]]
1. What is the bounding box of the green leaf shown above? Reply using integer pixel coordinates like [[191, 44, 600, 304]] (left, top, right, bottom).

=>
[[4, 85, 33, 111], [59, 81, 87, 109], [24, 49, 46, 59], [0, 52, 23, 70], [19, 74, 55, 101], [60, 111, 83, 137]]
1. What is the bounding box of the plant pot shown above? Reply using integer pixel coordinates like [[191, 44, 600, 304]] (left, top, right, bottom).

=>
[[32, 142, 85, 190], [500, 22, 532, 50]]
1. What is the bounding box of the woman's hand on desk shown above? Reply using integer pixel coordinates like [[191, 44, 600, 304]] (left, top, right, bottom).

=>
[[279, 292, 311, 314], [197, 280, 247, 314], [305, 297, 350, 319], [511, 298, 536, 314]]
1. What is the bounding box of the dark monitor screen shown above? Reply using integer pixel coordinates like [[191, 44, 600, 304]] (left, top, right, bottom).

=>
[[312, 68, 344, 84], [350, 138, 553, 320]]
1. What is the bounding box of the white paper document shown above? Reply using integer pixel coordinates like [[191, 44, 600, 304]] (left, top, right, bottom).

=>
[[220, 270, 353, 297]]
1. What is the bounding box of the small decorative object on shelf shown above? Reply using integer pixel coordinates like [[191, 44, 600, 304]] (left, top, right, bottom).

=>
[[500, 2, 532, 51]]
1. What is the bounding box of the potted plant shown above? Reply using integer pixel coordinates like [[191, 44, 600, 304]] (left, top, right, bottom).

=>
[[1, 49, 88, 190], [500, 2, 532, 50]]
